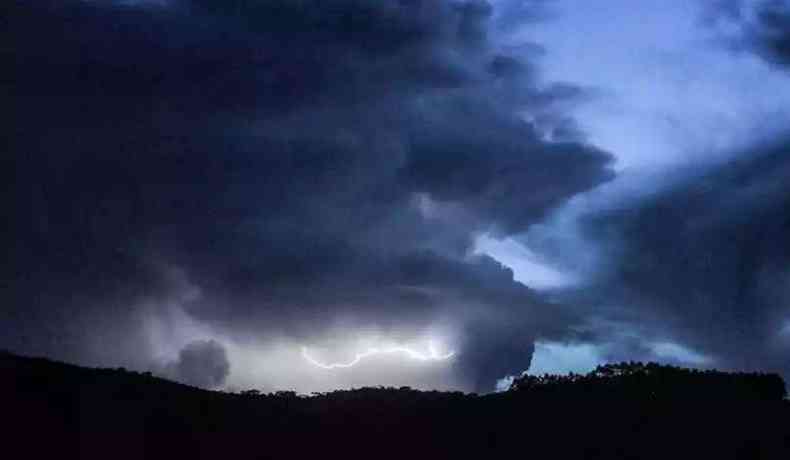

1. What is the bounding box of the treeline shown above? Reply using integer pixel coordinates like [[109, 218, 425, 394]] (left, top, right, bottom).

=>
[[229, 361, 788, 401], [3, 351, 790, 460], [508, 361, 788, 400]]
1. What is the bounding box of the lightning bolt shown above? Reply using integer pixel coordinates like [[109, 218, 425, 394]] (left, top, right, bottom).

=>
[[302, 340, 455, 369]]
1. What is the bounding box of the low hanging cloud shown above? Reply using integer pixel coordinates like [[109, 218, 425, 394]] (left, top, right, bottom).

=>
[[164, 339, 231, 389], [496, 0, 790, 382], [3, 0, 614, 391], [6, 0, 789, 392], [585, 0, 790, 379], [548, 140, 790, 379]]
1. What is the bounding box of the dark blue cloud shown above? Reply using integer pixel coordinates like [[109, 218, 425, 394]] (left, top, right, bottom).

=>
[[3, 0, 613, 390], [165, 339, 231, 388], [564, 142, 790, 377]]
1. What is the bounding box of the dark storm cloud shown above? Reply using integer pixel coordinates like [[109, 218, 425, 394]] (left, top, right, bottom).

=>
[[708, 0, 790, 69], [750, 0, 790, 67], [509, 0, 790, 381], [165, 339, 231, 388], [566, 143, 790, 377], [4, 0, 612, 390]]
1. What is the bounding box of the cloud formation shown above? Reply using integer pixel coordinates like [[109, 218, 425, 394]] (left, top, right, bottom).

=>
[[4, 1, 613, 391], [565, 141, 790, 377], [165, 339, 231, 389], [743, 0, 790, 67], [503, 0, 790, 380], [707, 0, 790, 69]]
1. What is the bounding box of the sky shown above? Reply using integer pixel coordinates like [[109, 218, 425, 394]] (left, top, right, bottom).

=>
[[4, 0, 790, 393]]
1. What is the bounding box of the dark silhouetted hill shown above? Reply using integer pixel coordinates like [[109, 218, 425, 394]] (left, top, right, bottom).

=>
[[2, 351, 789, 459], [509, 361, 788, 400]]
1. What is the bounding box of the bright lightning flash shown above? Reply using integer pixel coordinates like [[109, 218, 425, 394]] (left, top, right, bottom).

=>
[[302, 340, 455, 370]]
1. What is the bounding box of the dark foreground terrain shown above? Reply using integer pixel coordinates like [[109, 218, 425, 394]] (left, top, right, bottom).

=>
[[2, 351, 789, 459]]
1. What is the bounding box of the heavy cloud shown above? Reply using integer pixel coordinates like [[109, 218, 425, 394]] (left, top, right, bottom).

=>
[[559, 142, 790, 378], [3, 0, 613, 391], [163, 339, 231, 389], [510, 0, 790, 380], [744, 0, 790, 67], [707, 0, 790, 69]]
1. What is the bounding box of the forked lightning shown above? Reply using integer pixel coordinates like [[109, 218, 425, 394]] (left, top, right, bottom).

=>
[[302, 341, 455, 369]]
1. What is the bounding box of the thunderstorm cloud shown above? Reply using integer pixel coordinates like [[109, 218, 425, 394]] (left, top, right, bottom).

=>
[[4, 0, 612, 391], [4, 0, 790, 391]]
